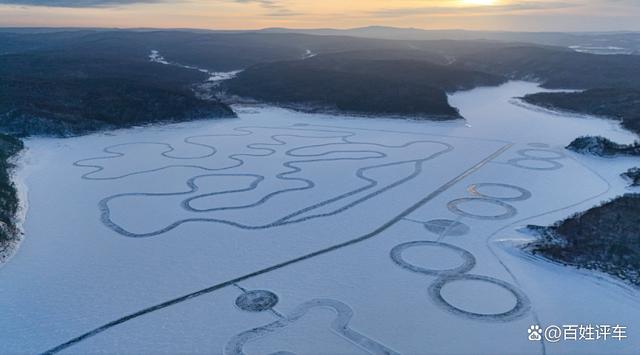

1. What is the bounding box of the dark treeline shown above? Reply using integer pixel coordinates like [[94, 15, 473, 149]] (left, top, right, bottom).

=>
[[528, 194, 640, 286], [522, 88, 640, 136], [0, 134, 23, 256]]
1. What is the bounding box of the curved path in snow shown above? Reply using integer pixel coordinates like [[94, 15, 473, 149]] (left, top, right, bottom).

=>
[[225, 299, 401, 355], [43, 124, 612, 355], [77, 126, 453, 237], [42, 125, 511, 354]]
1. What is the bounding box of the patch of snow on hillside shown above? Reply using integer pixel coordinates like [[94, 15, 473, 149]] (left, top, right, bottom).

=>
[[148, 49, 170, 64]]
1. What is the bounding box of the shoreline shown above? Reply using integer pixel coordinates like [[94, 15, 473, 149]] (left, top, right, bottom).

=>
[[0, 146, 30, 267], [524, 218, 640, 287], [510, 97, 628, 129]]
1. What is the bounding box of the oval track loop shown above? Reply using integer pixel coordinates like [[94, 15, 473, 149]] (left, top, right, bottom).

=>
[[467, 183, 532, 202], [507, 148, 565, 171], [447, 198, 517, 220], [390, 241, 476, 276], [429, 273, 531, 322], [390, 240, 530, 322], [507, 158, 563, 171], [518, 149, 565, 160]]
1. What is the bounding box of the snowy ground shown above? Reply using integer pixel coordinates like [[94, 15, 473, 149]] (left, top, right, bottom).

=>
[[1, 81, 638, 354]]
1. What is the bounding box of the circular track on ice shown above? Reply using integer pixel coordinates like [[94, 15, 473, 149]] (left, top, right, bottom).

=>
[[527, 143, 550, 148], [390, 241, 476, 276], [447, 198, 517, 220], [518, 149, 565, 160], [467, 183, 532, 202], [428, 274, 531, 322], [423, 219, 470, 236], [507, 148, 565, 171], [507, 158, 563, 171], [235, 290, 279, 312]]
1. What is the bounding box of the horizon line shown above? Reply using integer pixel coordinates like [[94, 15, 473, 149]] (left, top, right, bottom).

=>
[[1, 25, 639, 34]]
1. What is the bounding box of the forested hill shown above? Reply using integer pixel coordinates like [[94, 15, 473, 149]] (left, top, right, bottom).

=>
[[2, 29, 640, 133], [521, 89, 640, 136], [528, 194, 640, 286], [450, 45, 640, 90], [0, 33, 240, 137], [222, 51, 506, 119]]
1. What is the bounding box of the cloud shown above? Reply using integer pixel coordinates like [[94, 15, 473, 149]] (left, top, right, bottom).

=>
[[231, 0, 278, 8], [371, 1, 580, 17], [0, 0, 164, 7], [0, 0, 303, 16], [230, 0, 300, 17]]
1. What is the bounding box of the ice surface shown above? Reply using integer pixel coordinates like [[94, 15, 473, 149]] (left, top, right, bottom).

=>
[[0, 81, 638, 354]]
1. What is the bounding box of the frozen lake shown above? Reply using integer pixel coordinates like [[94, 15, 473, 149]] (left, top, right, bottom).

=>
[[1, 81, 638, 354]]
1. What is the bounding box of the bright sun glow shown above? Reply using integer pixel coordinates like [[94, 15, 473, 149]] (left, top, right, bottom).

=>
[[461, 0, 497, 5]]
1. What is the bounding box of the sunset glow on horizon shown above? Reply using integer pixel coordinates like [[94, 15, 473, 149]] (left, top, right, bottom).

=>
[[0, 0, 638, 31], [461, 0, 497, 5]]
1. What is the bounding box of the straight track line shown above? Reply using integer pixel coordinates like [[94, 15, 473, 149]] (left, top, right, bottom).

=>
[[42, 143, 513, 355]]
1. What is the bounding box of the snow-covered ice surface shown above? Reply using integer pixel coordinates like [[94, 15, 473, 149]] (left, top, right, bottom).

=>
[[1, 81, 639, 354]]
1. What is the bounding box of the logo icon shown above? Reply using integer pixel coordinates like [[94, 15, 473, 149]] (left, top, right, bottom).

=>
[[528, 325, 542, 341], [544, 325, 563, 343]]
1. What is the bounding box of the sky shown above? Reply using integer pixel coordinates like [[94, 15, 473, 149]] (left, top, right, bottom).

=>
[[0, 0, 639, 32]]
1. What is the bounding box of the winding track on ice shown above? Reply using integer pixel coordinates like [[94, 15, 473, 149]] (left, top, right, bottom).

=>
[[42, 124, 512, 354], [225, 299, 401, 355], [80, 126, 453, 237], [42, 122, 614, 354]]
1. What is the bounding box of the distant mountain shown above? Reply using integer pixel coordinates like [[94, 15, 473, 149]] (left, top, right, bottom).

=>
[[4, 29, 638, 87], [2, 28, 640, 130], [261, 26, 640, 55], [0, 29, 431, 70], [220, 35, 640, 118], [450, 46, 640, 89]]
